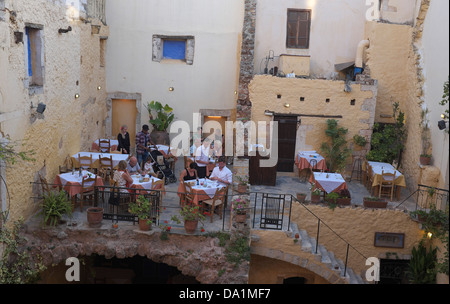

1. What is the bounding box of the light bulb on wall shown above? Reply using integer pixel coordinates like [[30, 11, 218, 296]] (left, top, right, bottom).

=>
[[169, 87, 174, 92], [75, 93, 80, 99]]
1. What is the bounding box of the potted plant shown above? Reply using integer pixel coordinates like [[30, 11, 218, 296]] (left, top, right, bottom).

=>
[[146, 100, 174, 145], [129, 195, 153, 231], [39, 191, 72, 227], [235, 175, 249, 193], [353, 134, 367, 150], [363, 196, 388, 209], [296, 192, 307, 203], [232, 197, 250, 223], [419, 154, 432, 166], [171, 204, 206, 234], [337, 189, 351, 206], [310, 183, 321, 204], [86, 207, 104, 228], [325, 192, 339, 210]]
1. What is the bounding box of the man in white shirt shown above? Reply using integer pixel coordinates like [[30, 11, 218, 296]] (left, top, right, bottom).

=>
[[210, 157, 232, 187], [195, 138, 211, 178], [127, 156, 142, 174]]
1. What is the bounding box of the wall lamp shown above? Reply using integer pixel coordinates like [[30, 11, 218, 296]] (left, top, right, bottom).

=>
[[169, 87, 174, 92], [264, 110, 274, 116], [97, 86, 102, 90], [75, 93, 80, 99], [58, 26, 72, 34], [31, 102, 46, 114], [284, 103, 290, 108], [438, 120, 448, 130]]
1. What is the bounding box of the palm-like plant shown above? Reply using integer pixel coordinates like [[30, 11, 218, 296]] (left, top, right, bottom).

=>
[[320, 119, 351, 173], [146, 100, 174, 131], [39, 191, 72, 226]]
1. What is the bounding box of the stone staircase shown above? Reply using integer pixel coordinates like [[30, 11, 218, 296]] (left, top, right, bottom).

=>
[[289, 222, 366, 284]]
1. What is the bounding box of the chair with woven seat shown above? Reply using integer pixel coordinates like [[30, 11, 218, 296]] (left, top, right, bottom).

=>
[[99, 139, 111, 153], [201, 186, 227, 223], [367, 165, 377, 195], [77, 154, 93, 172], [78, 175, 97, 212], [379, 171, 396, 201], [99, 155, 113, 184]]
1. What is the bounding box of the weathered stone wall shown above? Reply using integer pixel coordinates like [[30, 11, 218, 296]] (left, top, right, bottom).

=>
[[0, 0, 108, 224]]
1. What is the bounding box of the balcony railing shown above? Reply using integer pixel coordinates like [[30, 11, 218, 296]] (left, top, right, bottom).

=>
[[85, 0, 106, 25]]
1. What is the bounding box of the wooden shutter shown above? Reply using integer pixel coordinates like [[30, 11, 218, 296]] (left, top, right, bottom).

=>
[[286, 9, 311, 49]]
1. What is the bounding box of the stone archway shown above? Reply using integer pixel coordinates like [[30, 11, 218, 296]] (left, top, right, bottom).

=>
[[22, 224, 249, 284]]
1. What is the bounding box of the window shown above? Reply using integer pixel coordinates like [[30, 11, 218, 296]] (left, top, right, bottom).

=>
[[286, 9, 311, 49], [152, 35, 195, 65], [25, 25, 44, 87]]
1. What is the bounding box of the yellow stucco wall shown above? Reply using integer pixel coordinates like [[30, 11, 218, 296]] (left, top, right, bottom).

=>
[[1, 1, 108, 224], [250, 203, 425, 282], [249, 75, 375, 173]]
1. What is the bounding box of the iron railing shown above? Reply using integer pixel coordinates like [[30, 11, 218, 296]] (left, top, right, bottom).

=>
[[396, 184, 449, 212]]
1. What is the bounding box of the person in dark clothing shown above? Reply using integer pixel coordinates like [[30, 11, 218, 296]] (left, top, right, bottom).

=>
[[179, 161, 199, 182], [117, 125, 131, 154]]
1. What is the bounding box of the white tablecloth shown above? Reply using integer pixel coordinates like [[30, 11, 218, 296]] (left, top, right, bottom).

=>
[[58, 170, 98, 187], [368, 161, 402, 179], [313, 172, 346, 193], [191, 179, 222, 198], [95, 139, 119, 146], [130, 175, 161, 190], [73, 152, 129, 168], [298, 150, 325, 166]]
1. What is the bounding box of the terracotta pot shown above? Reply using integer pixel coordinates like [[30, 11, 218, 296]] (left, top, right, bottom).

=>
[[420, 156, 431, 166], [237, 184, 247, 193], [296, 193, 306, 203], [337, 198, 351, 206], [87, 207, 103, 228], [138, 218, 152, 231], [235, 213, 247, 223], [184, 220, 198, 234], [150, 130, 170, 145], [363, 199, 387, 209], [311, 193, 321, 204]]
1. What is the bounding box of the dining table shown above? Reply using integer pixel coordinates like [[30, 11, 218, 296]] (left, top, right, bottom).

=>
[[53, 170, 104, 204], [92, 139, 119, 152], [363, 161, 406, 199], [295, 150, 328, 172], [128, 174, 165, 195], [71, 152, 129, 169], [177, 178, 224, 206], [309, 172, 348, 194]]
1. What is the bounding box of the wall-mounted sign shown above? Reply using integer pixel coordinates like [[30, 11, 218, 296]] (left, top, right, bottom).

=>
[[374, 232, 405, 248]]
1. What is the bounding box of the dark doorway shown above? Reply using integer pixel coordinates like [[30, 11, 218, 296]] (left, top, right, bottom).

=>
[[274, 115, 298, 172], [283, 277, 306, 284], [379, 259, 410, 284], [90, 254, 199, 284]]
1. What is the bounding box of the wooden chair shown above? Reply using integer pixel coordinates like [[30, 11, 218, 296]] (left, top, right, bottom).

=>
[[183, 182, 195, 206], [109, 180, 131, 215], [78, 154, 93, 172], [379, 171, 396, 201], [367, 165, 376, 195], [202, 186, 227, 223], [362, 159, 369, 187], [99, 139, 111, 153], [99, 155, 113, 184], [78, 175, 97, 212], [39, 174, 51, 197]]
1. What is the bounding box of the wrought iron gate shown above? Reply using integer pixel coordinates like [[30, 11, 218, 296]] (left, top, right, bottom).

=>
[[258, 193, 286, 230]]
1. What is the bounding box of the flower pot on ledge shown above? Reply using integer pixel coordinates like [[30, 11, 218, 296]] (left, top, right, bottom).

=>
[[363, 198, 387, 209], [235, 213, 247, 223], [420, 156, 431, 166], [337, 198, 351, 206], [296, 193, 307, 203], [237, 184, 247, 193], [184, 219, 198, 234], [138, 218, 152, 231], [311, 193, 321, 204]]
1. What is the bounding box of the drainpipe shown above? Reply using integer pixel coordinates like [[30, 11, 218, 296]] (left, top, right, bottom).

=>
[[355, 40, 370, 68]]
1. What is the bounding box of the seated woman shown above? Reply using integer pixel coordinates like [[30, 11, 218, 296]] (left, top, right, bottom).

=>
[[113, 160, 133, 192], [143, 158, 158, 178], [179, 161, 199, 182]]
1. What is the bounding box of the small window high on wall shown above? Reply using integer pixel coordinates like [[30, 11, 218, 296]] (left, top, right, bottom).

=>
[[152, 35, 195, 65], [25, 25, 44, 87], [286, 9, 311, 49]]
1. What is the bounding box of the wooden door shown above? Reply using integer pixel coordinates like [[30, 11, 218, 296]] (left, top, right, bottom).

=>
[[112, 99, 137, 152], [249, 152, 277, 186], [274, 115, 298, 172]]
